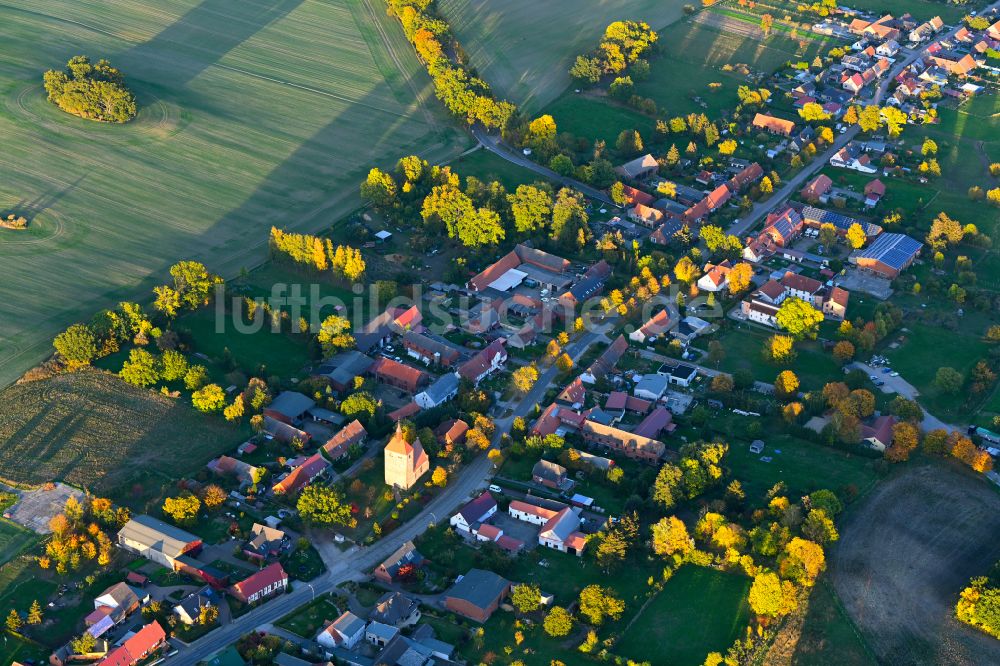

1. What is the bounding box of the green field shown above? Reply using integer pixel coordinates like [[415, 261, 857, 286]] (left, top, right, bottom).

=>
[[546, 94, 659, 149], [793, 578, 875, 666], [616, 567, 751, 666], [0, 0, 468, 387], [0, 369, 246, 493], [438, 0, 688, 111], [448, 147, 553, 190]]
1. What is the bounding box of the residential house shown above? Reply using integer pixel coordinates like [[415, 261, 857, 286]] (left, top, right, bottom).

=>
[[384, 423, 430, 490], [263, 391, 315, 426], [634, 374, 669, 401], [556, 377, 586, 407], [532, 459, 569, 489], [457, 339, 507, 385], [628, 203, 664, 227], [173, 588, 214, 625], [323, 419, 368, 460], [538, 507, 588, 556], [97, 621, 166, 666], [366, 621, 399, 648], [370, 591, 420, 628], [90, 582, 143, 627], [633, 407, 675, 439], [850, 232, 923, 278], [752, 113, 796, 136], [434, 418, 469, 448], [629, 309, 671, 343], [580, 335, 628, 384], [697, 261, 732, 292], [318, 611, 367, 651], [450, 492, 498, 534], [316, 351, 375, 393], [615, 153, 659, 180], [206, 455, 261, 489], [667, 364, 698, 387], [861, 415, 897, 451], [877, 39, 900, 56], [830, 143, 878, 173], [402, 331, 460, 367], [864, 179, 886, 207], [374, 541, 424, 584], [228, 562, 288, 605], [262, 416, 312, 447], [620, 184, 655, 206], [369, 357, 426, 394], [800, 174, 833, 201], [580, 420, 665, 462], [272, 452, 328, 495], [117, 516, 202, 570], [243, 523, 287, 562], [605, 391, 652, 415], [781, 271, 824, 301], [414, 372, 460, 409]]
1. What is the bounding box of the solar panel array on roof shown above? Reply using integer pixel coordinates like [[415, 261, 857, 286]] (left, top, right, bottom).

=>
[[803, 206, 880, 235], [769, 209, 802, 241], [858, 232, 923, 270]]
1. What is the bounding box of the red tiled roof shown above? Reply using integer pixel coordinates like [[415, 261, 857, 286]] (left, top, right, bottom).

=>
[[781, 271, 822, 295], [509, 500, 560, 520], [557, 377, 586, 405], [801, 174, 833, 199], [864, 179, 886, 196], [370, 357, 425, 391], [230, 563, 287, 600], [273, 453, 327, 494], [99, 621, 166, 665], [476, 524, 502, 540], [752, 113, 795, 135], [458, 339, 506, 382], [468, 250, 521, 291], [621, 184, 654, 207], [758, 280, 785, 301], [388, 401, 421, 422], [323, 419, 368, 458]]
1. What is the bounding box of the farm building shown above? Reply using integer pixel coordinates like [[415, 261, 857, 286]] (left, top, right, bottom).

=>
[[850, 232, 923, 278]]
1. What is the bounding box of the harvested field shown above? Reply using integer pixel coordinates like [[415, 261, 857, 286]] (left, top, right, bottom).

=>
[[438, 0, 688, 111], [830, 463, 1000, 666], [0, 0, 467, 387], [0, 370, 245, 492]]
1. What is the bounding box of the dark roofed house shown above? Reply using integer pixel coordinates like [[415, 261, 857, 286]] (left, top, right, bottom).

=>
[[263, 391, 315, 426], [449, 492, 498, 533], [316, 351, 375, 393], [444, 569, 511, 622], [262, 416, 312, 447], [458, 339, 507, 385], [272, 452, 328, 495], [228, 562, 287, 605], [434, 418, 469, 447], [402, 331, 461, 367], [632, 407, 675, 439], [243, 523, 287, 562], [323, 420, 368, 460], [370, 591, 420, 628], [532, 460, 569, 489], [415, 372, 461, 409], [374, 541, 424, 584], [861, 415, 896, 451], [581, 335, 628, 384]]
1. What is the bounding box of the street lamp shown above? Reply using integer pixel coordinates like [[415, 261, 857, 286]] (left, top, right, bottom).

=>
[[306, 582, 316, 602]]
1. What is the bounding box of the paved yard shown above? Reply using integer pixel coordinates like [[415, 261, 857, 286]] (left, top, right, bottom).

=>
[[2, 482, 84, 534], [489, 512, 540, 550], [837, 270, 894, 300]]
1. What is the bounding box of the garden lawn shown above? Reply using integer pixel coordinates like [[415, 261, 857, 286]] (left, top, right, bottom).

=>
[[885, 323, 990, 421], [0, 0, 467, 387], [0, 369, 247, 493], [724, 429, 881, 504], [276, 594, 342, 638], [0, 520, 38, 567], [616, 566, 751, 666], [545, 94, 659, 149], [449, 148, 553, 190], [438, 0, 688, 111]]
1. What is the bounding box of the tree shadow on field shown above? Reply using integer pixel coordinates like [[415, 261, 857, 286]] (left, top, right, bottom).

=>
[[14, 175, 86, 220], [124, 0, 304, 86]]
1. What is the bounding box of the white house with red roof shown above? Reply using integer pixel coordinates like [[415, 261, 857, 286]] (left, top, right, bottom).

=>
[[457, 339, 507, 385], [228, 562, 288, 605]]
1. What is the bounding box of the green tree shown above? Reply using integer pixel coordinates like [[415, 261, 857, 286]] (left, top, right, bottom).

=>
[[615, 129, 643, 155], [651, 516, 693, 557], [70, 631, 97, 654], [776, 297, 824, 340], [511, 583, 542, 614], [53, 323, 99, 368], [360, 168, 397, 208], [296, 485, 355, 526], [163, 494, 201, 524], [748, 572, 797, 618], [191, 384, 226, 413], [184, 365, 208, 390], [652, 463, 683, 510], [578, 585, 625, 625], [153, 285, 181, 318], [508, 184, 553, 234], [119, 348, 159, 388], [170, 261, 221, 310], [160, 349, 189, 382], [43, 55, 136, 123], [935, 367, 963, 394], [543, 606, 574, 637]]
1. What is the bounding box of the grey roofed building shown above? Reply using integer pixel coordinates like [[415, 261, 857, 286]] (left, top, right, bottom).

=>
[[117, 515, 201, 568], [634, 373, 670, 400], [317, 351, 376, 391], [333, 611, 368, 639], [445, 568, 509, 610], [366, 620, 399, 645], [370, 591, 420, 627], [173, 588, 214, 625], [615, 153, 658, 180], [414, 372, 460, 409], [273, 654, 312, 666], [565, 274, 605, 303], [265, 391, 316, 423], [262, 415, 311, 445]]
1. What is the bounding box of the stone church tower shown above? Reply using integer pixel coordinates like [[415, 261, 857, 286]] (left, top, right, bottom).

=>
[[384, 422, 430, 490]]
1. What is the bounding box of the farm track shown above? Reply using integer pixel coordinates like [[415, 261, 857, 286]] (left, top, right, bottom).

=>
[[830, 464, 1000, 666]]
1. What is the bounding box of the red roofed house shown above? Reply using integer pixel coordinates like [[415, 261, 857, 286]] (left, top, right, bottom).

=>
[[435, 418, 469, 447], [861, 415, 896, 451], [728, 162, 764, 192], [801, 174, 833, 201], [98, 621, 167, 666], [697, 261, 732, 293], [467, 244, 570, 293], [632, 406, 675, 439], [556, 377, 587, 406], [752, 113, 796, 136], [458, 339, 507, 385], [620, 184, 655, 207], [323, 420, 368, 460], [228, 562, 288, 605], [629, 309, 671, 344], [272, 452, 328, 495], [388, 401, 421, 422], [864, 179, 886, 207], [369, 357, 426, 394], [628, 203, 664, 227]]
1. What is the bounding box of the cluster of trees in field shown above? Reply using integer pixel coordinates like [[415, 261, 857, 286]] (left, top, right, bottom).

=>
[[387, 0, 515, 129], [268, 227, 366, 281], [0, 213, 28, 229], [361, 154, 591, 254], [569, 21, 659, 85], [43, 55, 137, 123], [956, 560, 1000, 639]]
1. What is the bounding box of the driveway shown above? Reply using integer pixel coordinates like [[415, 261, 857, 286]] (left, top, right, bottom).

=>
[[850, 362, 919, 399]]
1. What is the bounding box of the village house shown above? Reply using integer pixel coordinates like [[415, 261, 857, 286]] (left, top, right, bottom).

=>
[[318, 611, 367, 651], [370, 591, 421, 628], [752, 112, 796, 136], [228, 562, 288, 605], [580, 335, 628, 384], [263, 391, 315, 426], [580, 419, 665, 462], [374, 541, 424, 584], [402, 331, 461, 367], [443, 569, 510, 623], [830, 142, 878, 173], [272, 452, 328, 495], [262, 416, 312, 447], [89, 582, 145, 630], [697, 261, 732, 293], [628, 203, 664, 227], [206, 455, 261, 489], [414, 371, 460, 409], [556, 377, 586, 407], [800, 174, 833, 201], [861, 415, 897, 451], [243, 523, 288, 562], [96, 621, 166, 666], [172, 588, 214, 625], [629, 308, 671, 343], [864, 179, 886, 207], [366, 621, 399, 648], [435, 418, 469, 448], [538, 507, 588, 556], [323, 419, 368, 460], [467, 244, 570, 293], [457, 339, 508, 385], [369, 356, 427, 394], [384, 422, 430, 490], [532, 459, 569, 489], [315, 351, 375, 393], [633, 407, 675, 439], [450, 492, 498, 534]]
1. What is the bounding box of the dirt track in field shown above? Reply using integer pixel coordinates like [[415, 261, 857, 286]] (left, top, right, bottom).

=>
[[830, 463, 1000, 665]]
